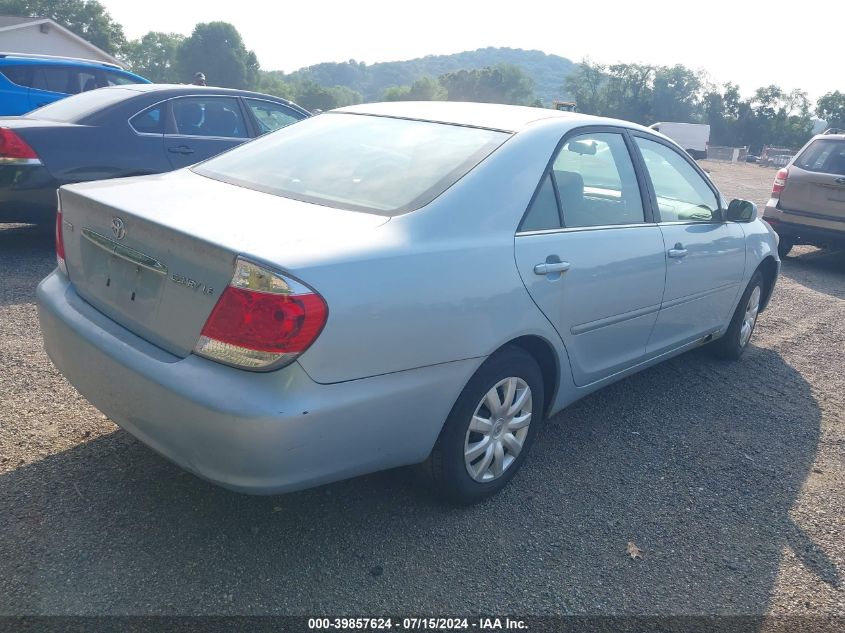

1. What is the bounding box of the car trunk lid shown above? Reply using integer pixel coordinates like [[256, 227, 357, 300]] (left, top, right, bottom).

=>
[[779, 165, 845, 222], [59, 169, 389, 357]]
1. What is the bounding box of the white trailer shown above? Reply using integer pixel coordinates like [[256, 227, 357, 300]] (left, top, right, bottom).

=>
[[648, 122, 710, 159]]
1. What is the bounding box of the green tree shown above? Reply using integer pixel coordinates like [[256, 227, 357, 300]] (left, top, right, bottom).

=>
[[257, 71, 296, 101], [177, 22, 259, 89], [602, 63, 654, 123], [383, 85, 411, 101], [124, 32, 183, 83], [0, 0, 126, 55], [651, 65, 703, 123], [438, 64, 535, 105], [564, 59, 607, 114], [816, 91, 845, 129], [294, 81, 361, 111], [382, 76, 446, 102]]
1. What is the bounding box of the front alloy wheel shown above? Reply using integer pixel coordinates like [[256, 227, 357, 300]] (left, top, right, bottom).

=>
[[739, 285, 761, 348], [710, 270, 764, 360]]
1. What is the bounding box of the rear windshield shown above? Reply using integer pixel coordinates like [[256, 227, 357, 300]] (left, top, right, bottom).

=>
[[28, 87, 136, 122], [794, 139, 845, 176], [193, 112, 509, 215]]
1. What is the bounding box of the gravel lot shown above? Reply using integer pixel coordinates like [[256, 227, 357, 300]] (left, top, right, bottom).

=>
[[0, 163, 843, 618]]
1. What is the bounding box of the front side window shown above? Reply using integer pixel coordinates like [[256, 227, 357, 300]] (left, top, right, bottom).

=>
[[193, 113, 508, 216], [635, 136, 719, 222], [171, 97, 247, 138], [795, 139, 845, 176], [104, 70, 141, 86], [77, 70, 98, 93], [551, 132, 644, 227], [245, 98, 304, 134]]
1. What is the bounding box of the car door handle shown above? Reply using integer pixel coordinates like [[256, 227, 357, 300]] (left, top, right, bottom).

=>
[[835, 177, 845, 184], [534, 261, 571, 275], [168, 146, 195, 155], [668, 243, 688, 258]]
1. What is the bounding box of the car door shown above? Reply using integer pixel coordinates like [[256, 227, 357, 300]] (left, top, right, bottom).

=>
[[514, 129, 666, 387], [164, 96, 249, 169], [631, 134, 746, 354], [124, 102, 170, 175]]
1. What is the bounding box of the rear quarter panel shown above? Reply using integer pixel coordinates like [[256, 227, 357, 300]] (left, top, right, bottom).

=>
[[291, 119, 577, 386]]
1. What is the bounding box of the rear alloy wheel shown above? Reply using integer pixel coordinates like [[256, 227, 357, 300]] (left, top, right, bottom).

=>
[[464, 377, 532, 482], [710, 271, 764, 360], [423, 346, 544, 504]]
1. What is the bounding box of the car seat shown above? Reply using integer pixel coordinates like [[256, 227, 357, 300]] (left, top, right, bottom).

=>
[[176, 102, 203, 134], [553, 170, 586, 226], [201, 106, 239, 138]]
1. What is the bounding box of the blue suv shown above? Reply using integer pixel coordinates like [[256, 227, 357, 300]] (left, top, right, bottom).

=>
[[0, 54, 149, 115]]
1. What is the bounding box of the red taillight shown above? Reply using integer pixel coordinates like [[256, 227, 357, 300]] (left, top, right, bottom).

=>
[[0, 127, 40, 162], [55, 204, 67, 276], [771, 168, 789, 197], [194, 257, 328, 370]]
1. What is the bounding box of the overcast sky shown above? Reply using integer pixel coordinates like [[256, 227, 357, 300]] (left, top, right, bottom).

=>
[[104, 0, 838, 101]]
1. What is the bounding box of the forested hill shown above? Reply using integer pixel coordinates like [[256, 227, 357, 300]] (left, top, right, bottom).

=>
[[279, 47, 576, 103]]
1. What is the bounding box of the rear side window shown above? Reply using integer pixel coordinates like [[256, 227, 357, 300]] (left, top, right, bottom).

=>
[[193, 113, 509, 216], [520, 174, 561, 232], [552, 132, 644, 228], [30, 66, 74, 94], [130, 104, 164, 134], [171, 97, 247, 138], [795, 139, 845, 176], [0, 65, 35, 87]]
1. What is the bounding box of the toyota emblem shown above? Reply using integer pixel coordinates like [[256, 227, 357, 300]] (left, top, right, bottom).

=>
[[111, 217, 126, 240]]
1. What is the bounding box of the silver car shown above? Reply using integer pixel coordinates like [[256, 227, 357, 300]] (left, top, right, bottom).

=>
[[37, 102, 780, 503]]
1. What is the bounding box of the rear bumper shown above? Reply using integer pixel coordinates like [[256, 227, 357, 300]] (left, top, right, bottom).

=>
[[763, 202, 845, 248], [37, 271, 480, 494], [0, 164, 58, 224]]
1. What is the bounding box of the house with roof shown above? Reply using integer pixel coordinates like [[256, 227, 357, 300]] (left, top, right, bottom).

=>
[[0, 16, 122, 67]]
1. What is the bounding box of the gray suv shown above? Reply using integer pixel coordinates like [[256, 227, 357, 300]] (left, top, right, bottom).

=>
[[763, 131, 845, 257]]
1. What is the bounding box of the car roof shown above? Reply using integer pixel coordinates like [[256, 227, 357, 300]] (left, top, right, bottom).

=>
[[0, 54, 133, 72], [111, 83, 295, 100], [335, 101, 650, 134], [46, 84, 309, 115], [812, 132, 845, 141]]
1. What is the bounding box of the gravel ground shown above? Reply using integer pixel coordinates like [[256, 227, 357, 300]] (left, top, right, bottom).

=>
[[0, 163, 843, 618]]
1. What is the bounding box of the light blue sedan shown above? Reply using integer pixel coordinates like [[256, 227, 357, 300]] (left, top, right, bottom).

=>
[[37, 102, 780, 503]]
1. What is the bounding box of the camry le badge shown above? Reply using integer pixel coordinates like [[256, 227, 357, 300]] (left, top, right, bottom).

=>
[[111, 217, 126, 240]]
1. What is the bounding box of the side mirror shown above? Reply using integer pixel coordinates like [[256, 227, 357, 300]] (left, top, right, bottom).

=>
[[726, 198, 757, 222]]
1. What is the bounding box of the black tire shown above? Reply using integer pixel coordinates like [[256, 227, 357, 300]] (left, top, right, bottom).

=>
[[421, 346, 545, 504], [710, 271, 765, 360], [777, 236, 794, 258]]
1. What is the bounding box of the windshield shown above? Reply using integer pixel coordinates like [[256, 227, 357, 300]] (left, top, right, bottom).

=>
[[28, 88, 137, 122], [193, 112, 509, 216]]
